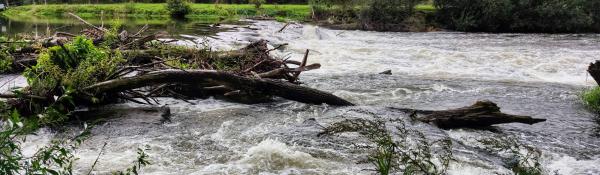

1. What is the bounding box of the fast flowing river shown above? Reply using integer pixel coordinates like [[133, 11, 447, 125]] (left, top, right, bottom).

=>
[[3, 20, 600, 174]]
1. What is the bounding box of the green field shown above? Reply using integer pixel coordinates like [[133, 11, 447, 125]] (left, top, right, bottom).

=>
[[1, 3, 311, 21], [1, 3, 437, 21]]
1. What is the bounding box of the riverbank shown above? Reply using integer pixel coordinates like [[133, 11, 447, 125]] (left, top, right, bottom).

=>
[[1, 3, 438, 30], [1, 3, 310, 21]]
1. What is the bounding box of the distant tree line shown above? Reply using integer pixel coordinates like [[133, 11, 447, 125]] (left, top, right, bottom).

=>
[[310, 0, 428, 31], [3, 0, 307, 5], [434, 0, 600, 33]]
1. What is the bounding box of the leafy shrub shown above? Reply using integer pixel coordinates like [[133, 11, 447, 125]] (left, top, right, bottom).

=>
[[0, 111, 92, 175], [25, 36, 124, 96], [310, 0, 426, 31], [359, 0, 426, 30], [166, 0, 191, 19], [0, 51, 14, 73], [22, 36, 124, 120], [0, 112, 151, 175]]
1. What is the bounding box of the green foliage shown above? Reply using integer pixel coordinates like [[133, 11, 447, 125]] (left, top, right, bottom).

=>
[[582, 87, 600, 111], [359, 0, 426, 30], [0, 111, 93, 175], [166, 0, 191, 18], [124, 2, 137, 14], [1, 106, 150, 175], [100, 22, 124, 49], [0, 52, 14, 73], [320, 118, 452, 175], [112, 146, 151, 175], [310, 0, 426, 31], [165, 59, 192, 69], [478, 137, 542, 175], [24, 36, 124, 96], [0, 37, 33, 73], [434, 0, 599, 32], [20, 36, 123, 121]]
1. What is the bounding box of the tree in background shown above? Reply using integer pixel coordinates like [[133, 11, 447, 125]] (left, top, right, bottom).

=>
[[309, 0, 426, 31], [434, 0, 600, 33], [249, 0, 265, 9], [359, 0, 425, 30], [166, 0, 191, 19]]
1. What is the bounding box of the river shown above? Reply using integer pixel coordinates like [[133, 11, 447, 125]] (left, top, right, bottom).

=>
[[2, 18, 600, 175]]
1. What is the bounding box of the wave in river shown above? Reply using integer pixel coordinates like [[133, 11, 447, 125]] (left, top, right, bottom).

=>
[[207, 20, 600, 86]]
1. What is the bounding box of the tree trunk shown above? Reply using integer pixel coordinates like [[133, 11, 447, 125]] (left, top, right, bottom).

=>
[[84, 69, 354, 106], [399, 101, 546, 129], [588, 60, 600, 86]]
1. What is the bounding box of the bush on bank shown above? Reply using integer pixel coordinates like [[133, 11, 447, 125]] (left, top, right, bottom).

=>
[[434, 0, 600, 33], [309, 0, 432, 31], [166, 0, 191, 18]]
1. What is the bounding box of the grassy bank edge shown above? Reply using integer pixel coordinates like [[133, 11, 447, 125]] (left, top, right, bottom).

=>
[[1, 3, 436, 22], [1, 3, 312, 22]]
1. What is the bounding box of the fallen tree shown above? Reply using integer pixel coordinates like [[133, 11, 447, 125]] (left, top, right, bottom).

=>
[[83, 69, 353, 106], [0, 13, 355, 123], [393, 101, 546, 129]]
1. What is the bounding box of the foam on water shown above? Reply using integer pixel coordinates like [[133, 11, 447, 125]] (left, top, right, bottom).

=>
[[3, 20, 600, 175], [198, 139, 346, 175], [209, 21, 600, 86]]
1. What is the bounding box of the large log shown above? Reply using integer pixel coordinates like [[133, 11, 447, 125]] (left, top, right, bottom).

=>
[[83, 69, 354, 106], [399, 101, 546, 129], [588, 60, 600, 86]]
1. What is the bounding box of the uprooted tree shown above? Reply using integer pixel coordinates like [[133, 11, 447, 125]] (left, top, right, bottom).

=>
[[0, 14, 354, 127]]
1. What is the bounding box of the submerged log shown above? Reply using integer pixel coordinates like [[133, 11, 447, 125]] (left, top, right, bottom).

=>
[[588, 60, 600, 86], [404, 101, 546, 129], [84, 69, 354, 106]]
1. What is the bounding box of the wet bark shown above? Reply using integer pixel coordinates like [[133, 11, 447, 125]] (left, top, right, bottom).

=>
[[84, 69, 354, 106], [588, 60, 600, 86], [396, 101, 546, 129]]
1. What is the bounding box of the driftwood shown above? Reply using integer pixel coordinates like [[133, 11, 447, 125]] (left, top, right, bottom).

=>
[[83, 69, 354, 106], [394, 101, 546, 129], [588, 60, 600, 86], [0, 12, 355, 120]]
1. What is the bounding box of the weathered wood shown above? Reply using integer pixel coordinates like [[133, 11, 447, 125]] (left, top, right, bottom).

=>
[[67, 12, 107, 32], [412, 101, 546, 129], [84, 69, 354, 106], [588, 60, 600, 86]]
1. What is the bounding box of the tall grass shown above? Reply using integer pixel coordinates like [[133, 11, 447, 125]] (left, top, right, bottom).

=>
[[582, 87, 600, 111]]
